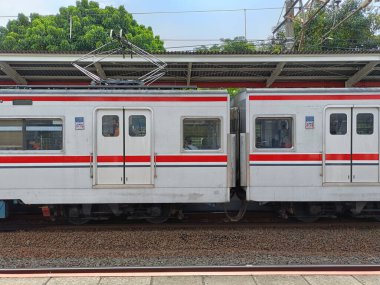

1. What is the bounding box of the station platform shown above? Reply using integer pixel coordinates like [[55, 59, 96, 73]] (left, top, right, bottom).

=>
[[0, 274, 379, 285]]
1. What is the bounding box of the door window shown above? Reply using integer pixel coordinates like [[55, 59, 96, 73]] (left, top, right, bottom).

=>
[[102, 115, 119, 137], [357, 113, 374, 135], [129, 115, 146, 137], [330, 113, 347, 135]]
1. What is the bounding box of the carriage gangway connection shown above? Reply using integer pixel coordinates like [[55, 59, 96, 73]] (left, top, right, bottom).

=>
[[1, 265, 380, 284]]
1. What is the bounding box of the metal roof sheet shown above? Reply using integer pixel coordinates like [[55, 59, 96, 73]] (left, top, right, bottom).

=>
[[0, 51, 378, 88]]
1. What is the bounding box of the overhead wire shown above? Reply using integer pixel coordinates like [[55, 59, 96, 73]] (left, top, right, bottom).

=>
[[0, 6, 284, 19]]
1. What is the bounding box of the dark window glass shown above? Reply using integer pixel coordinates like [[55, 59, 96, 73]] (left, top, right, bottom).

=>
[[357, 113, 374, 135], [255, 118, 293, 149], [183, 118, 221, 150], [330, 114, 347, 135], [102, 115, 119, 137], [0, 119, 63, 150], [129, 115, 146, 137]]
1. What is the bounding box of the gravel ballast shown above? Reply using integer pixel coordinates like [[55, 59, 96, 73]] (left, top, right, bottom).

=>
[[0, 221, 379, 268]]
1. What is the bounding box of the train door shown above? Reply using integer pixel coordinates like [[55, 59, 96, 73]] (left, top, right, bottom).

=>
[[95, 108, 153, 186], [324, 107, 379, 183], [124, 109, 152, 185], [96, 109, 124, 185], [352, 108, 378, 182]]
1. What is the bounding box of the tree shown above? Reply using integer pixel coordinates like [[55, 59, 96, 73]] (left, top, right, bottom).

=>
[[0, 0, 165, 52], [292, 0, 379, 51], [196, 36, 256, 53]]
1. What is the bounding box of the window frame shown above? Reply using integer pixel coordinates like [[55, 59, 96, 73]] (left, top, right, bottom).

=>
[[253, 115, 296, 152], [0, 116, 64, 153], [180, 116, 223, 153]]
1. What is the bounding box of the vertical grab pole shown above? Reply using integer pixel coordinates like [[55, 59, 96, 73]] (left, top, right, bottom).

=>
[[154, 152, 158, 178]]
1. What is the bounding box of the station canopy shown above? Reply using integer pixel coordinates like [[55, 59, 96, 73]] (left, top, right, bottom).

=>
[[0, 50, 379, 88]]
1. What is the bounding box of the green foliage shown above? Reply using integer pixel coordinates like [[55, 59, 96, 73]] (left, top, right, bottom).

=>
[[227, 88, 241, 97], [196, 36, 256, 53], [293, 0, 379, 51], [0, 0, 165, 52]]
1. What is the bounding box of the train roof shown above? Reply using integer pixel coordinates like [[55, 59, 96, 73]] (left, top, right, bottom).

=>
[[0, 85, 228, 97]]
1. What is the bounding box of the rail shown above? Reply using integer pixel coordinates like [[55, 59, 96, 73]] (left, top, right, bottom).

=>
[[1, 265, 380, 276]]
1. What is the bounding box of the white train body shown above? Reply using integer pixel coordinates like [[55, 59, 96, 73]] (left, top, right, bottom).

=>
[[0, 88, 233, 205], [235, 88, 380, 203], [3, 86, 380, 221]]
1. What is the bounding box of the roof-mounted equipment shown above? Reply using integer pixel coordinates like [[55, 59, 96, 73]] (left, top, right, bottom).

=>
[[72, 30, 167, 86]]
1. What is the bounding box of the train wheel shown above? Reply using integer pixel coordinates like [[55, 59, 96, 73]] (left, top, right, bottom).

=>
[[294, 203, 321, 223], [145, 205, 171, 224], [65, 205, 91, 225], [67, 216, 91, 225]]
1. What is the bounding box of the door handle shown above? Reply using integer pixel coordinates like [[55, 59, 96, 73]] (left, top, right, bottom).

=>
[[90, 152, 93, 178], [154, 152, 157, 178]]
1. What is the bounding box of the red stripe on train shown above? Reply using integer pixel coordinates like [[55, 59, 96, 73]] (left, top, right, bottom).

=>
[[0, 156, 91, 163], [0, 155, 227, 164], [250, 154, 322, 161], [326, 154, 379, 160], [156, 155, 227, 163], [250, 153, 379, 161], [1, 96, 228, 102], [352, 154, 379, 160], [325, 154, 351, 160], [249, 95, 380, 101]]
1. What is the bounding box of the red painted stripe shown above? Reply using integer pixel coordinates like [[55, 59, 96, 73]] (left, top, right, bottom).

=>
[[156, 155, 227, 163], [325, 154, 351, 161], [250, 94, 380, 101], [125, 156, 151, 163], [97, 156, 124, 163], [0, 155, 227, 164], [0, 156, 90, 163], [0, 96, 227, 102], [250, 153, 322, 161], [352, 153, 379, 160], [249, 153, 379, 162], [97, 156, 151, 163]]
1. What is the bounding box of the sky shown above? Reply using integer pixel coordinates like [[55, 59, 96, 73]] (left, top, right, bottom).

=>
[[0, 0, 288, 50], [0, 0, 378, 51]]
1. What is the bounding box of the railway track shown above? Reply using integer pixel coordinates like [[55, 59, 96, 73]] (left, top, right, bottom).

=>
[[1, 265, 380, 276], [0, 211, 376, 233]]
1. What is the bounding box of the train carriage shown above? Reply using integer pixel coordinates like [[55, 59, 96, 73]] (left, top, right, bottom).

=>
[[0, 87, 234, 222], [234, 88, 380, 220]]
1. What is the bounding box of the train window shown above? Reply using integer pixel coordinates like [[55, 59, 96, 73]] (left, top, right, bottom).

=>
[[25, 119, 63, 150], [0, 120, 23, 150], [129, 115, 146, 137], [255, 118, 293, 149], [0, 119, 63, 150], [183, 118, 221, 150], [102, 115, 119, 137], [330, 113, 347, 135], [357, 113, 374, 135]]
